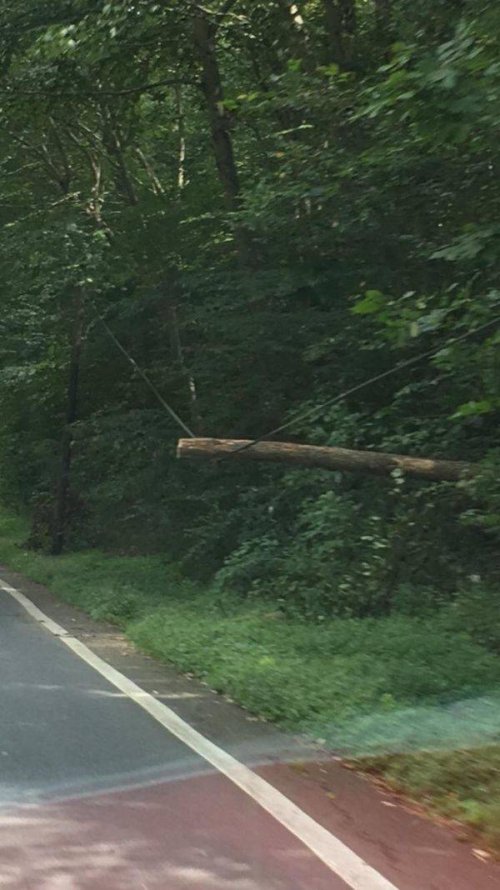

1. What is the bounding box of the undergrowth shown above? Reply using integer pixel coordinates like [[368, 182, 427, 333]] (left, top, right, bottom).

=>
[[359, 747, 500, 852]]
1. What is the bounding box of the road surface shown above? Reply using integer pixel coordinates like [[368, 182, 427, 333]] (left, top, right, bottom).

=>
[[1, 573, 499, 890]]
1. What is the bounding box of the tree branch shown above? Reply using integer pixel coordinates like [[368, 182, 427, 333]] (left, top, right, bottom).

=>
[[0, 77, 199, 100]]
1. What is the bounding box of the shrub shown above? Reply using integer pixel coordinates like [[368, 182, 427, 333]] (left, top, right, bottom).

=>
[[442, 583, 500, 654]]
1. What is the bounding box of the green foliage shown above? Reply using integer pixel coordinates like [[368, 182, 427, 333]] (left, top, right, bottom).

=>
[[215, 488, 394, 618], [213, 466, 482, 620], [132, 607, 500, 744], [362, 748, 500, 851], [461, 450, 500, 539], [442, 583, 500, 655]]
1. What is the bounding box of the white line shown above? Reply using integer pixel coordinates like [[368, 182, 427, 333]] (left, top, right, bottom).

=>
[[1, 579, 399, 890], [3, 583, 69, 637]]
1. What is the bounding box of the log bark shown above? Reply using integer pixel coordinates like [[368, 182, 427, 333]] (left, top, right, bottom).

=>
[[177, 437, 473, 482]]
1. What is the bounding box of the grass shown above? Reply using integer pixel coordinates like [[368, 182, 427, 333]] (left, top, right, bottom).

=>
[[359, 747, 500, 852], [0, 509, 499, 850]]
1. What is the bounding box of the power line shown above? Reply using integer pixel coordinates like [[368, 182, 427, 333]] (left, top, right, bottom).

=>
[[99, 317, 196, 439], [99, 312, 500, 452], [230, 314, 500, 455]]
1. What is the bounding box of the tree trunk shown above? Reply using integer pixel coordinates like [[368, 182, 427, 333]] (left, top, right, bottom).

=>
[[193, 9, 240, 212], [164, 88, 202, 433], [323, 0, 356, 67], [276, 1, 309, 61], [166, 300, 203, 434], [51, 292, 84, 555], [374, 0, 392, 46], [193, 8, 254, 265], [101, 110, 138, 206], [177, 437, 473, 483], [375, 0, 391, 30], [175, 84, 187, 191]]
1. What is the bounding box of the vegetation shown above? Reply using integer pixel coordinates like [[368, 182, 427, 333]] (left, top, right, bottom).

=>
[[0, 0, 499, 850], [361, 747, 500, 852]]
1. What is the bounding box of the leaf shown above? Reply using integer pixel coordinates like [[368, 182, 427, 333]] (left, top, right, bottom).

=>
[[318, 64, 340, 77], [452, 400, 494, 419], [221, 98, 239, 112], [352, 291, 386, 316], [473, 849, 491, 862]]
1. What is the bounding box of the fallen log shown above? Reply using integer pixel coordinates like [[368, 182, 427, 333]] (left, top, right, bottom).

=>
[[177, 438, 473, 482]]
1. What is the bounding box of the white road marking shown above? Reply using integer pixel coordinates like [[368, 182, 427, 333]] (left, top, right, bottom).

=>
[[2, 582, 69, 636], [1, 579, 400, 890]]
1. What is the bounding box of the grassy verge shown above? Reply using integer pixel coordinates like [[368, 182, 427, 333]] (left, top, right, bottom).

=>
[[359, 747, 500, 851], [1, 510, 499, 850]]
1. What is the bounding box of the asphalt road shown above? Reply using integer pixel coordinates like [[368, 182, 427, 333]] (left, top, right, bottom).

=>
[[0, 590, 349, 889]]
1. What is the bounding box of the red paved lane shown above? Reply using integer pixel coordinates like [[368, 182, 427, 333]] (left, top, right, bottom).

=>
[[258, 762, 500, 890], [0, 774, 346, 889]]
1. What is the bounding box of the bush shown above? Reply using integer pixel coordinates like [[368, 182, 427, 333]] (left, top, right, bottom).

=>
[[215, 488, 394, 618], [214, 479, 474, 620], [461, 450, 500, 541], [442, 583, 500, 654]]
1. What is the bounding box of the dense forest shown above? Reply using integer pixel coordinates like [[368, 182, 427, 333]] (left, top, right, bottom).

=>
[[0, 0, 499, 631]]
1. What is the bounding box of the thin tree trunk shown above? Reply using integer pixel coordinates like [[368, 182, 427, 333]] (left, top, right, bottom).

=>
[[164, 86, 203, 432], [323, 1, 345, 66], [175, 85, 187, 191], [323, 0, 356, 67], [193, 9, 240, 210], [166, 300, 203, 434], [276, 1, 308, 61], [177, 437, 473, 483], [193, 8, 254, 265], [51, 292, 84, 555], [374, 0, 392, 43], [111, 138, 138, 206], [375, 0, 391, 28], [101, 110, 138, 206], [341, 0, 357, 35], [135, 147, 164, 195]]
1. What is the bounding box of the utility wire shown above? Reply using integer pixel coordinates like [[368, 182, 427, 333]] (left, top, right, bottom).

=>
[[230, 314, 500, 455], [98, 312, 499, 451], [99, 317, 196, 439]]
